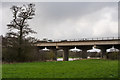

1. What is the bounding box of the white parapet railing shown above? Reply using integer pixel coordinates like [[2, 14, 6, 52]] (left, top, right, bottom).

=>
[[52, 37, 120, 42]]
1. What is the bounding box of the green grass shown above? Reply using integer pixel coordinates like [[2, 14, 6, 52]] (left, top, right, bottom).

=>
[[2, 59, 118, 78], [0, 64, 2, 79]]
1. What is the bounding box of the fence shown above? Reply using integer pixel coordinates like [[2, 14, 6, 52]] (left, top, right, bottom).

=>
[[52, 37, 120, 42]]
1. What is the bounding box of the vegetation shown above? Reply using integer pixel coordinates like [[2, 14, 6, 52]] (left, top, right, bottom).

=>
[[2, 59, 118, 78], [2, 3, 38, 62], [105, 52, 119, 60], [38, 50, 56, 61], [2, 37, 39, 62], [57, 51, 82, 58]]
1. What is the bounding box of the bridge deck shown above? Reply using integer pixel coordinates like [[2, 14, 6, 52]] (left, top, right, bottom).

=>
[[35, 39, 120, 47]]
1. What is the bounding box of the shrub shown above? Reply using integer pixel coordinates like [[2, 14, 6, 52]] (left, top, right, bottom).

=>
[[38, 50, 55, 61], [106, 52, 119, 60]]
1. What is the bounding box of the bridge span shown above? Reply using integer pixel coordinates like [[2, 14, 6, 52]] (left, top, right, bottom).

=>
[[35, 37, 120, 61]]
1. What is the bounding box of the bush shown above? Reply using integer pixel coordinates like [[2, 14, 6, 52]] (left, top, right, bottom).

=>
[[38, 50, 55, 61], [106, 52, 119, 60], [87, 52, 101, 57], [69, 51, 82, 58], [2, 36, 40, 62], [2, 42, 39, 62], [2, 47, 18, 62]]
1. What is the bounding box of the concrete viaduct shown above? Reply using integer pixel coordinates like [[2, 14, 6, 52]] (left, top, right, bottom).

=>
[[35, 37, 120, 61]]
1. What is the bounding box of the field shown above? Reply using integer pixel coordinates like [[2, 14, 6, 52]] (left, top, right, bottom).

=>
[[2, 59, 118, 78]]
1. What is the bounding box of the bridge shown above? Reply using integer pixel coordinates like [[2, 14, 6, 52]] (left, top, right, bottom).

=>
[[35, 37, 120, 61]]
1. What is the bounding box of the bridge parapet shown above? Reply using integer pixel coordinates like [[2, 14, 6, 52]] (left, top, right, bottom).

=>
[[51, 37, 120, 42]]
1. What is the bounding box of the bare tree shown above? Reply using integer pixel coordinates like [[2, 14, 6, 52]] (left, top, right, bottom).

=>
[[7, 3, 36, 61]]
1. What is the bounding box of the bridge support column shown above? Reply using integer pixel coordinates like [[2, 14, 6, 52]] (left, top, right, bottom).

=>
[[80, 47, 88, 59], [82, 49, 88, 59], [63, 48, 69, 61], [118, 47, 120, 60], [101, 48, 106, 59], [115, 46, 120, 60], [52, 49, 57, 61], [100, 46, 110, 59]]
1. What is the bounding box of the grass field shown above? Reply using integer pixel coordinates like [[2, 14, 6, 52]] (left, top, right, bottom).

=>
[[2, 59, 118, 78]]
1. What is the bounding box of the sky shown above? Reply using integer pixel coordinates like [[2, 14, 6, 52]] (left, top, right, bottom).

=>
[[0, 2, 118, 40]]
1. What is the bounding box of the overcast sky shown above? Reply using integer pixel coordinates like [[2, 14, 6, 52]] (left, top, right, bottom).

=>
[[0, 2, 118, 40]]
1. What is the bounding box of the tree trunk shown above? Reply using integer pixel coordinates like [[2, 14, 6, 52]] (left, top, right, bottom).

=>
[[18, 27, 23, 62]]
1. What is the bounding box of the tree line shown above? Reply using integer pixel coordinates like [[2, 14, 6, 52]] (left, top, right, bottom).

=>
[[2, 3, 56, 63]]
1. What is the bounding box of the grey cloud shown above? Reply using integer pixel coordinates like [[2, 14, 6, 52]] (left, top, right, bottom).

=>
[[1, 2, 118, 40], [35, 2, 116, 19]]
